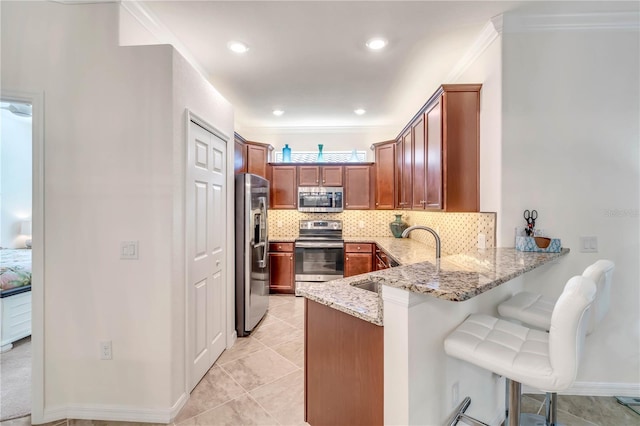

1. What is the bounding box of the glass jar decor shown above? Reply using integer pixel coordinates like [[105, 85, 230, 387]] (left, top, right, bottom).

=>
[[389, 214, 409, 238], [317, 144, 324, 162], [282, 144, 291, 162]]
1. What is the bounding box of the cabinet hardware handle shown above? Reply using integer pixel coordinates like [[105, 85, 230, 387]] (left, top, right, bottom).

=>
[[376, 202, 379, 206], [278, 245, 282, 249], [357, 246, 361, 250], [323, 179, 325, 183], [346, 203, 349, 206], [346, 257, 349, 260]]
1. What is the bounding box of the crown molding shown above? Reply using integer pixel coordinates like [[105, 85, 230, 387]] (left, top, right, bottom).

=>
[[444, 16, 502, 83], [52, 0, 116, 3], [237, 125, 398, 136], [120, 1, 209, 78], [503, 11, 640, 33]]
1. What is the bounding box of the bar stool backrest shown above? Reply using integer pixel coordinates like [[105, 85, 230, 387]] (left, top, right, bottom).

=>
[[548, 276, 596, 390], [582, 260, 615, 334]]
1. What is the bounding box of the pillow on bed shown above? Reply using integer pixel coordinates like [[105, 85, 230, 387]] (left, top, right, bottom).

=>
[[0, 267, 31, 290]]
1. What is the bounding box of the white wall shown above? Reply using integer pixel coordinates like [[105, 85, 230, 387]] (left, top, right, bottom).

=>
[[0, 109, 32, 248], [501, 17, 640, 390], [1, 1, 233, 422], [452, 32, 503, 223]]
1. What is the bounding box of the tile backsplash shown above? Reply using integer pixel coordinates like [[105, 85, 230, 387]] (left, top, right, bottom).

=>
[[268, 210, 496, 254]]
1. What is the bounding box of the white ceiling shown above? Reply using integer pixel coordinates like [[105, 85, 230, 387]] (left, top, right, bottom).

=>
[[135, 1, 625, 138]]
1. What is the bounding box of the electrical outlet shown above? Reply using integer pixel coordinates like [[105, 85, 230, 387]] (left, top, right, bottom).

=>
[[100, 341, 112, 360], [358, 221, 365, 229], [120, 241, 138, 260], [452, 382, 459, 407], [478, 233, 486, 249], [277, 220, 283, 228]]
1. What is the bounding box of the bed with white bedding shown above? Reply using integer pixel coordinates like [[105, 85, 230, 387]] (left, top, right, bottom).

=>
[[0, 249, 32, 352]]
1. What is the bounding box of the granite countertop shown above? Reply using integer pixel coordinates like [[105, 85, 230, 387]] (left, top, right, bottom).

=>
[[296, 237, 570, 326]]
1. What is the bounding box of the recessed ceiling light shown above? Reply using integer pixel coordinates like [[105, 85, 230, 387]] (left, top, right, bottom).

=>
[[227, 41, 249, 54], [354, 108, 366, 115], [366, 37, 387, 51], [273, 109, 284, 116]]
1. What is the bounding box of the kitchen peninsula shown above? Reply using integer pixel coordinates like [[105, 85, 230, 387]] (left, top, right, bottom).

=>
[[297, 240, 569, 426]]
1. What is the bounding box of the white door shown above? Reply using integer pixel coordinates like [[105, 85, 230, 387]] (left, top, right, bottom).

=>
[[187, 120, 227, 391]]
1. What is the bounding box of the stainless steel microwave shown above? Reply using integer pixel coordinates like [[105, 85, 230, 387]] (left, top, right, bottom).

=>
[[297, 187, 343, 212]]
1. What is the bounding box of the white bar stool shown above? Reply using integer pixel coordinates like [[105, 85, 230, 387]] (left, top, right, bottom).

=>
[[444, 276, 596, 426], [497, 260, 614, 334]]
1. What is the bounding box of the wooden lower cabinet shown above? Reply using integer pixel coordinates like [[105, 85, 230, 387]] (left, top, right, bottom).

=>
[[305, 299, 383, 426], [344, 243, 374, 277], [268, 242, 295, 294]]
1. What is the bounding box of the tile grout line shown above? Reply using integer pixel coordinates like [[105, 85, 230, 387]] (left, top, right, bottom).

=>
[[174, 365, 252, 425]]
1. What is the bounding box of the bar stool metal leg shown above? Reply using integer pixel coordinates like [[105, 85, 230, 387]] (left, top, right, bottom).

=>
[[445, 397, 490, 426], [507, 379, 521, 426], [545, 392, 563, 425]]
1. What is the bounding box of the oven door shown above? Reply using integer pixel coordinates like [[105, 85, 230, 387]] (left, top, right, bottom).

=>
[[295, 241, 344, 282]]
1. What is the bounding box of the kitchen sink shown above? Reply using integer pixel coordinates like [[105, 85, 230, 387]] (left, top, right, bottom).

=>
[[352, 280, 379, 293]]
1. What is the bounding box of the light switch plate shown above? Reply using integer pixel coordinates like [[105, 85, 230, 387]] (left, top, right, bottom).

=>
[[579, 236, 598, 253], [120, 241, 139, 259]]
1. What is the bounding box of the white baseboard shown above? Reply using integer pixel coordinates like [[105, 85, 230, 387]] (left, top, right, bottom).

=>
[[523, 381, 640, 397], [41, 393, 189, 425]]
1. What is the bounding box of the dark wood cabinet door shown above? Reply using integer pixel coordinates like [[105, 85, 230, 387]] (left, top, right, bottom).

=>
[[298, 166, 320, 186], [305, 299, 383, 426], [234, 139, 247, 175], [374, 143, 395, 209], [411, 115, 426, 209], [426, 100, 443, 209], [344, 253, 373, 277], [401, 129, 412, 209], [344, 165, 372, 209], [321, 166, 343, 186], [441, 87, 480, 212], [246, 143, 268, 178], [271, 166, 297, 209], [269, 252, 294, 294]]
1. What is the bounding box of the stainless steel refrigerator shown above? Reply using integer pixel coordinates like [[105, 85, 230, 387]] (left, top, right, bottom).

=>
[[235, 173, 269, 337]]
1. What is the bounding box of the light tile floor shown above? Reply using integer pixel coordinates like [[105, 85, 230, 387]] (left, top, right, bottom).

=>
[[2, 294, 639, 425]]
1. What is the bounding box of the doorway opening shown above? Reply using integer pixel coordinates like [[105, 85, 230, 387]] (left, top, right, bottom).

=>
[[0, 100, 33, 421]]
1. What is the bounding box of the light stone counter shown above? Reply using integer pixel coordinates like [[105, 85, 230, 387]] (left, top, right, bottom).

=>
[[296, 237, 570, 325]]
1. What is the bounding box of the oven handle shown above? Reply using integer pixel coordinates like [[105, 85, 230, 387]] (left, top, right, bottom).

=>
[[295, 241, 344, 249]]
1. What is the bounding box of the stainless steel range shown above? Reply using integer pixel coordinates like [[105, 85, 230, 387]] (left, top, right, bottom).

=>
[[295, 220, 344, 288]]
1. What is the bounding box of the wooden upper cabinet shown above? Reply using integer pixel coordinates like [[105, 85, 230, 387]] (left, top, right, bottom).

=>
[[426, 100, 443, 209], [234, 133, 272, 179], [270, 166, 297, 209], [411, 115, 426, 209], [298, 166, 320, 186], [397, 129, 412, 209], [344, 165, 372, 209], [438, 85, 480, 212], [373, 142, 395, 209], [234, 138, 247, 175], [246, 143, 269, 179], [391, 83, 480, 212], [298, 165, 343, 186]]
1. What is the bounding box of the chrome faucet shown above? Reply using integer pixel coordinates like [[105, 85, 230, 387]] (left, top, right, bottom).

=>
[[401, 225, 441, 259]]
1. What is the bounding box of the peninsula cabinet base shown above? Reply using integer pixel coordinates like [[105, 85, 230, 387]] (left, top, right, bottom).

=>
[[304, 299, 383, 426]]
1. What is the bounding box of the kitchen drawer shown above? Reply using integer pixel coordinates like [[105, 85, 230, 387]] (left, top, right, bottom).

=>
[[269, 242, 294, 252], [344, 243, 373, 253]]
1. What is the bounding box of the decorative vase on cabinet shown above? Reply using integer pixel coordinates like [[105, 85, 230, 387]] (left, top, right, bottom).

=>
[[317, 144, 324, 162], [389, 214, 408, 238], [282, 144, 291, 162]]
